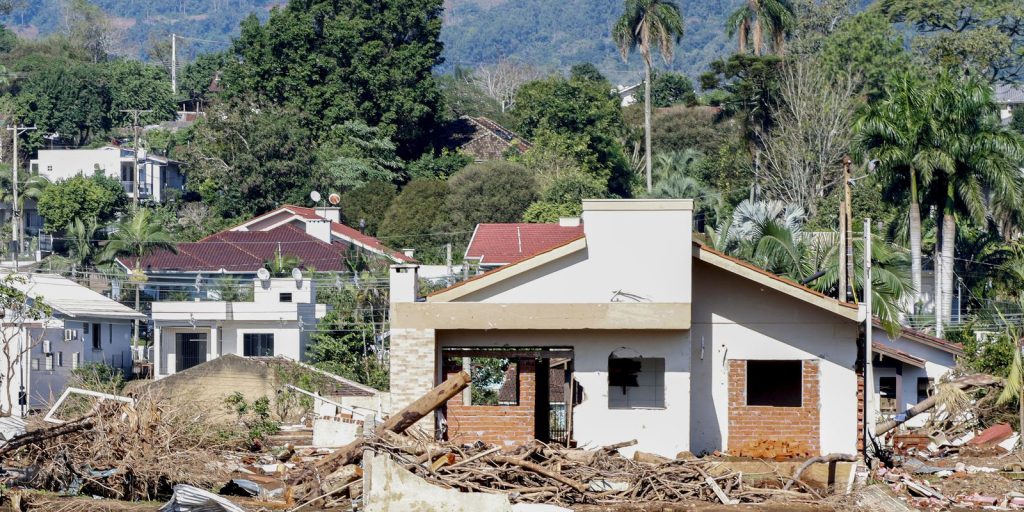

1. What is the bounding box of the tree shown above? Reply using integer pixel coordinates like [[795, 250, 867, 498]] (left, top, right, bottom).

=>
[[727, 0, 796, 56], [514, 76, 632, 196], [522, 170, 607, 222], [316, 121, 403, 191], [67, 216, 99, 268], [469, 58, 544, 112], [378, 180, 449, 262], [928, 73, 1024, 326], [98, 208, 178, 344], [106, 60, 176, 127], [223, 0, 445, 157], [13, 59, 110, 147], [1012, 108, 1024, 136], [0, 169, 48, 249], [817, 10, 910, 98], [339, 182, 397, 237], [635, 71, 698, 107], [180, 51, 230, 104], [406, 151, 472, 181], [881, 0, 1024, 81], [59, 0, 122, 62], [445, 161, 539, 233], [36, 172, 127, 233], [854, 72, 937, 314], [613, 0, 685, 193], [761, 57, 859, 215], [180, 98, 317, 219]]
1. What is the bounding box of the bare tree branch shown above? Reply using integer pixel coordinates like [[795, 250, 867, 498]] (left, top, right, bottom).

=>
[[469, 57, 544, 112]]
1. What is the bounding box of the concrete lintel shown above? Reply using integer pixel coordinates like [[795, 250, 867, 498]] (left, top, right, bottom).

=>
[[582, 199, 694, 211], [391, 302, 690, 330]]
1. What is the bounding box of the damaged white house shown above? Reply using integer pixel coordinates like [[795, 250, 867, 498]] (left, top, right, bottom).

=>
[[388, 199, 960, 458]]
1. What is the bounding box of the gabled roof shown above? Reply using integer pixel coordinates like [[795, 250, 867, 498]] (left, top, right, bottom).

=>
[[873, 342, 926, 368], [440, 116, 532, 161], [873, 319, 964, 356], [996, 83, 1024, 105], [123, 224, 355, 273], [4, 273, 146, 320], [234, 205, 415, 263], [465, 222, 585, 266], [693, 242, 861, 321]]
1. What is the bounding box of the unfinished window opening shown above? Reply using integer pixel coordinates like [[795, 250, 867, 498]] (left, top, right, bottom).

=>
[[464, 357, 518, 406], [746, 360, 802, 407], [917, 377, 934, 403], [243, 333, 275, 357], [91, 323, 101, 350], [608, 357, 665, 409], [879, 377, 898, 413], [279, 292, 292, 303]]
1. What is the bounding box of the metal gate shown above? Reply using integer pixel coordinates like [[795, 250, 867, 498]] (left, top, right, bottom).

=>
[[176, 333, 207, 371]]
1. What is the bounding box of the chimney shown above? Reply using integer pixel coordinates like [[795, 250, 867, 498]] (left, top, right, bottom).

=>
[[304, 219, 332, 243], [390, 264, 420, 304], [558, 217, 581, 227], [402, 248, 416, 259], [314, 207, 342, 223]]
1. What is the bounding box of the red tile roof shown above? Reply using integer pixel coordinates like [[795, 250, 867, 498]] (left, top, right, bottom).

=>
[[241, 205, 416, 263], [123, 224, 355, 273], [465, 223, 585, 265]]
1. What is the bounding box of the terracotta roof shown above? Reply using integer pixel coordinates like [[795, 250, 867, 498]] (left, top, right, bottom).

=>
[[124, 224, 354, 273], [243, 205, 416, 263], [873, 342, 926, 368], [873, 319, 964, 355], [465, 223, 585, 266]]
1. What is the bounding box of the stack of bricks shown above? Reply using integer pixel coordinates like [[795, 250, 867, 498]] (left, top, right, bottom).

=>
[[445, 358, 537, 449], [727, 359, 821, 458]]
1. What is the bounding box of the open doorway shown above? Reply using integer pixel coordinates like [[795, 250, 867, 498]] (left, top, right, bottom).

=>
[[440, 347, 576, 448]]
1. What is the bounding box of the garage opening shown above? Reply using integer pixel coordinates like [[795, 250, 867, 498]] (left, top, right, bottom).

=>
[[441, 347, 576, 447]]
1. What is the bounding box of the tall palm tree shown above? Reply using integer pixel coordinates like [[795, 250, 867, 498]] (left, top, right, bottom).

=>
[[726, 0, 795, 56], [0, 169, 49, 252], [928, 73, 1024, 326], [854, 72, 946, 315], [68, 216, 100, 268], [99, 208, 178, 344], [613, 0, 685, 193]]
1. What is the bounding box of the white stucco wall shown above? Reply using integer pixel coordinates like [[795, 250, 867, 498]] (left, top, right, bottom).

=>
[[157, 321, 311, 377], [872, 329, 958, 429], [439, 329, 690, 458], [689, 260, 861, 456]]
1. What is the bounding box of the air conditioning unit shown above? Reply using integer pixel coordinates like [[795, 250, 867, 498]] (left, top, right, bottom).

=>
[[63, 329, 77, 342], [42, 339, 52, 354]]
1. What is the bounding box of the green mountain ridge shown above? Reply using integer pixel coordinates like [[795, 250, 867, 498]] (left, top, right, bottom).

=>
[[2, 0, 739, 84]]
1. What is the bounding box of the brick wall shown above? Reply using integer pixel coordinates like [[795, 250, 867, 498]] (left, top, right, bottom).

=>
[[727, 359, 821, 458], [444, 358, 536, 449], [389, 328, 437, 420]]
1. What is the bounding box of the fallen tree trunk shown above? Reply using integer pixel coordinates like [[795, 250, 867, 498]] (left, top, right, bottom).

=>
[[488, 454, 587, 493], [0, 415, 95, 459], [875, 374, 1000, 436], [292, 371, 472, 503], [782, 453, 856, 491]]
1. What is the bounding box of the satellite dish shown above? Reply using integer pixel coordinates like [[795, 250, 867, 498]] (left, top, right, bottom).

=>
[[328, 193, 341, 205], [291, 268, 303, 281], [310, 190, 322, 203], [256, 268, 271, 282]]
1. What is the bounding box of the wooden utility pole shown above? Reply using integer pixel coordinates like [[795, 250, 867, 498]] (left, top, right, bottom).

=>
[[170, 33, 177, 95], [839, 156, 853, 302], [838, 200, 847, 302], [863, 217, 874, 447], [6, 124, 35, 272], [120, 109, 153, 207]]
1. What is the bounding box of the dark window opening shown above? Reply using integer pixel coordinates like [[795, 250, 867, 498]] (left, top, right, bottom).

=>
[[279, 292, 292, 303], [91, 323, 101, 350], [746, 360, 802, 407], [243, 333, 275, 357], [879, 377, 898, 413], [608, 357, 665, 409], [917, 377, 934, 404]]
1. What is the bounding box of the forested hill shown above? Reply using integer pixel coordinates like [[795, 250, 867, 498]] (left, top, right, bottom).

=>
[[442, 0, 738, 84], [2, 0, 738, 84]]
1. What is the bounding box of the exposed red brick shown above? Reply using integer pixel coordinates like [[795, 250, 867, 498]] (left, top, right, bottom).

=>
[[443, 358, 537, 448], [728, 359, 821, 459]]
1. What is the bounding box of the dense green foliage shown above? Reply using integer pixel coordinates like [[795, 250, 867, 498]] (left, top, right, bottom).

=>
[[36, 173, 127, 233], [444, 161, 539, 233]]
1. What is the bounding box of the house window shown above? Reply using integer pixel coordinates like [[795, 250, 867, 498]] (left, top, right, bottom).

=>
[[243, 333, 275, 357], [72, 352, 80, 370], [279, 293, 292, 303], [469, 358, 518, 406], [57, 352, 63, 367], [92, 323, 101, 350], [746, 360, 802, 407], [44, 354, 53, 371], [917, 377, 934, 403], [608, 357, 665, 409], [46, 165, 52, 174], [31, 358, 39, 371], [879, 377, 898, 413]]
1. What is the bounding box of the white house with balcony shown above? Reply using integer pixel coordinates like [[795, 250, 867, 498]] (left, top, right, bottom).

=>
[[0, 273, 145, 417], [30, 146, 185, 203], [150, 277, 328, 378]]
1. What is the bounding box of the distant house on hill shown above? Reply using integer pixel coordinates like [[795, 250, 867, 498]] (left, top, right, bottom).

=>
[[30, 146, 185, 204], [996, 83, 1024, 123], [442, 116, 532, 162]]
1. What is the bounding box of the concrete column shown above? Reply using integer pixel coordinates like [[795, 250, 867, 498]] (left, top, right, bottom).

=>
[[389, 328, 437, 432], [153, 326, 162, 377], [209, 325, 219, 360]]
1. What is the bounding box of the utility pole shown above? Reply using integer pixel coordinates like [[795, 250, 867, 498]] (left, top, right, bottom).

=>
[[838, 156, 853, 302], [121, 109, 152, 207], [445, 242, 453, 286], [935, 253, 943, 338], [843, 156, 854, 302], [863, 217, 874, 452], [6, 124, 35, 272], [170, 33, 177, 95]]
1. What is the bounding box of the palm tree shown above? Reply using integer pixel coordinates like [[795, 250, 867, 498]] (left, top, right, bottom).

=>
[[928, 73, 1024, 327], [854, 72, 945, 316], [726, 0, 795, 56], [613, 0, 685, 194], [0, 169, 49, 252], [99, 208, 178, 344], [68, 216, 100, 269]]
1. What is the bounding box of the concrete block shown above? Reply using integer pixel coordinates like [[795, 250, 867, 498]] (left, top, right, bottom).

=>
[[363, 450, 512, 512], [312, 419, 359, 448]]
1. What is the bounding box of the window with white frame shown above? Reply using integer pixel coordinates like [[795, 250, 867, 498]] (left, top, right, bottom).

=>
[[44, 354, 53, 371], [72, 352, 80, 369], [243, 333, 275, 357]]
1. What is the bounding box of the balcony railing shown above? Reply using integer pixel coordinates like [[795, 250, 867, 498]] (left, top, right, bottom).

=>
[[121, 181, 151, 197]]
